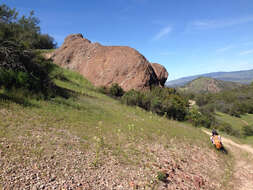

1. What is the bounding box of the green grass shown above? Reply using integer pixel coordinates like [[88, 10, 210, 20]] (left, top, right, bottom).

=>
[[216, 112, 253, 130], [241, 114, 253, 125], [0, 68, 212, 158], [216, 112, 245, 131], [0, 66, 233, 188], [215, 112, 253, 146]]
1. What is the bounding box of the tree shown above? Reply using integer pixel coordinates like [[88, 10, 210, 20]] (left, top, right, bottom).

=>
[[0, 4, 18, 24], [0, 4, 57, 97], [0, 4, 56, 49]]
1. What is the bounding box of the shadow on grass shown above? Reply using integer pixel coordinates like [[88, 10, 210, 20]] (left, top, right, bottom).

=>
[[0, 83, 98, 109], [0, 85, 75, 108], [51, 97, 87, 111], [0, 93, 39, 108], [54, 85, 74, 99], [56, 74, 82, 88], [55, 84, 97, 100], [51, 85, 99, 111]]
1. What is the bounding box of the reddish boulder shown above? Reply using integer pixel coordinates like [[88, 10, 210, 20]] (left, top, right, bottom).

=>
[[48, 34, 168, 91], [151, 63, 169, 86]]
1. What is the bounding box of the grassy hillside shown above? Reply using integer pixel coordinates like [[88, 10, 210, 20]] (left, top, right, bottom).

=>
[[0, 65, 233, 189], [178, 77, 242, 94], [166, 69, 253, 87], [215, 112, 253, 145]]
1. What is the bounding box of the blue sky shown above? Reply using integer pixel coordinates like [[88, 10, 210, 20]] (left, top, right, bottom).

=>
[[2, 0, 253, 80]]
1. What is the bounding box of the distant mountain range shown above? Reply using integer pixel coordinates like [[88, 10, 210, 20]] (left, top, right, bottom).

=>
[[166, 69, 253, 87], [178, 77, 243, 94]]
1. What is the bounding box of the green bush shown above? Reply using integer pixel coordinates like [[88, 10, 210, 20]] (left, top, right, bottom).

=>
[[162, 95, 188, 121], [242, 125, 253, 137], [121, 87, 188, 121], [139, 92, 151, 110], [229, 105, 241, 118], [97, 86, 108, 94], [150, 96, 163, 114], [219, 123, 233, 134], [0, 4, 59, 99], [109, 83, 124, 97], [195, 94, 211, 106], [215, 101, 231, 114], [0, 42, 63, 98], [194, 84, 253, 118], [157, 171, 167, 182], [121, 89, 141, 106], [0, 70, 29, 89], [187, 108, 212, 128], [214, 120, 241, 137]]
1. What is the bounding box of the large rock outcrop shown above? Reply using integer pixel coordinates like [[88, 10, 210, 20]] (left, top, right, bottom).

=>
[[151, 63, 168, 86], [48, 34, 168, 91]]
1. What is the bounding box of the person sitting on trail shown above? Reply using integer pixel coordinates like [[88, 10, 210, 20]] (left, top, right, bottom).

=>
[[210, 129, 222, 149]]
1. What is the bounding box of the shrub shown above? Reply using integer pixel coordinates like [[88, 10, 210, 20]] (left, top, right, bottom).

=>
[[242, 125, 253, 137], [187, 108, 212, 128], [97, 86, 109, 94], [0, 5, 58, 99], [0, 41, 66, 99], [150, 96, 163, 115], [215, 101, 231, 114], [0, 69, 29, 89], [214, 120, 241, 137], [121, 87, 188, 121], [162, 95, 188, 121], [195, 94, 211, 106], [121, 90, 141, 106], [109, 83, 124, 97], [219, 123, 233, 134], [157, 171, 167, 182], [187, 108, 201, 126], [138, 93, 151, 110], [199, 104, 215, 114], [229, 105, 241, 118]]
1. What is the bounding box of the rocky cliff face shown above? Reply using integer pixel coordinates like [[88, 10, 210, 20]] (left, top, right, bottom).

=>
[[48, 34, 168, 91], [151, 63, 168, 86]]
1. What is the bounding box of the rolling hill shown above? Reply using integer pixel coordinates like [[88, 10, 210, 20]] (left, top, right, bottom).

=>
[[166, 69, 253, 87], [178, 77, 243, 94]]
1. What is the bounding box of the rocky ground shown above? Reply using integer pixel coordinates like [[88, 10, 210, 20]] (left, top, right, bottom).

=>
[[0, 107, 228, 190]]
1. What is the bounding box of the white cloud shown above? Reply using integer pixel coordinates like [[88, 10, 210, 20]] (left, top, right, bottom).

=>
[[153, 25, 172, 41], [191, 16, 253, 29], [239, 49, 253, 55]]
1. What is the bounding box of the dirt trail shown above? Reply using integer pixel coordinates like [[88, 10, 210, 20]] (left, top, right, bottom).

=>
[[202, 129, 253, 154], [202, 129, 253, 190], [241, 119, 249, 126]]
